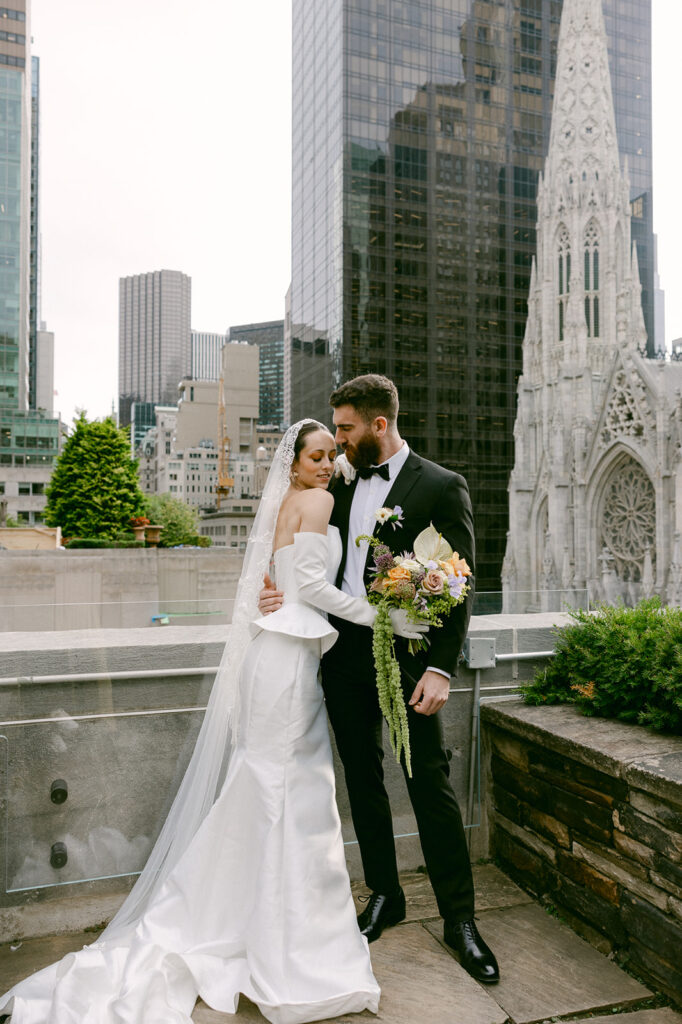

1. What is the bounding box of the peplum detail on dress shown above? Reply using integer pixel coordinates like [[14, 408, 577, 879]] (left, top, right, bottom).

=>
[[250, 530, 376, 655], [250, 603, 338, 654]]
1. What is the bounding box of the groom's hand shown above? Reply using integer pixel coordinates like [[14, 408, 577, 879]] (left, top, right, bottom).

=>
[[409, 670, 450, 716], [258, 573, 284, 615]]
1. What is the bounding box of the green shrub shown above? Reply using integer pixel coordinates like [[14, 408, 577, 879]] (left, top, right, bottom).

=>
[[143, 493, 199, 547], [66, 537, 145, 549], [522, 598, 682, 734]]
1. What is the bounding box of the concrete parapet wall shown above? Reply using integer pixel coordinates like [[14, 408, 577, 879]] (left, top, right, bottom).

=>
[[0, 549, 242, 631], [482, 700, 682, 1007]]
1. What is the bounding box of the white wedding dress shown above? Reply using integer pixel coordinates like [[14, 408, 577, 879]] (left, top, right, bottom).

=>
[[0, 528, 380, 1024]]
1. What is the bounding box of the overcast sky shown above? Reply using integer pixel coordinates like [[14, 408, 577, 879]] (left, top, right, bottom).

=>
[[31, 0, 682, 427]]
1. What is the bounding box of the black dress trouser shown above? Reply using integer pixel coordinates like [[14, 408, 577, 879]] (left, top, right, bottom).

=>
[[321, 616, 475, 924]]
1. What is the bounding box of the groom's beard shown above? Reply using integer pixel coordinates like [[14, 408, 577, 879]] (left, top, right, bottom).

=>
[[344, 430, 382, 469]]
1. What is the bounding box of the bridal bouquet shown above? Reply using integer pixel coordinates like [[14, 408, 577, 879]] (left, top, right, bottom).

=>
[[355, 521, 471, 776]]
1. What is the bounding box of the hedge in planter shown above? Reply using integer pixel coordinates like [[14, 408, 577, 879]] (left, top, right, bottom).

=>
[[66, 537, 145, 549], [522, 598, 682, 734]]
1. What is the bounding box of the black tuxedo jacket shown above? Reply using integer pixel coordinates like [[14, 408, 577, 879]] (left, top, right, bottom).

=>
[[329, 450, 475, 677]]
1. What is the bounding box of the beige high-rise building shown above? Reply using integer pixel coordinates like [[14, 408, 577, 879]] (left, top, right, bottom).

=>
[[35, 327, 54, 415], [175, 379, 219, 453], [222, 342, 259, 461]]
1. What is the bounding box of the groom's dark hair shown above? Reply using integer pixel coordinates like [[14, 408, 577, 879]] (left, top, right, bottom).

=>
[[329, 374, 399, 426]]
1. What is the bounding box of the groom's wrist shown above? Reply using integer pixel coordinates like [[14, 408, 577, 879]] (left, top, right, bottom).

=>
[[426, 665, 450, 681]]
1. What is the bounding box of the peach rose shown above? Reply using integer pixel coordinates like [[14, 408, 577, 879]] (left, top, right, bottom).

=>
[[387, 565, 412, 583], [440, 553, 471, 577]]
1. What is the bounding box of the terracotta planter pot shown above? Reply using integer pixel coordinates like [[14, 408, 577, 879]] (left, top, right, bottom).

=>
[[144, 525, 163, 547]]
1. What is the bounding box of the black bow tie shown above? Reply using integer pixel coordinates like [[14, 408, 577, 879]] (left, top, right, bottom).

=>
[[357, 463, 390, 481]]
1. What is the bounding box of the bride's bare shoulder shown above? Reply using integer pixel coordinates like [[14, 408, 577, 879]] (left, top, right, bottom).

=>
[[293, 487, 334, 530], [295, 487, 334, 509]]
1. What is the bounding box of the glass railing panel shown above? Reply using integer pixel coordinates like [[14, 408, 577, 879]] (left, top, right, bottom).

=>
[[3, 709, 205, 892], [0, 625, 222, 893], [0, 588, 580, 905], [1, 598, 232, 633]]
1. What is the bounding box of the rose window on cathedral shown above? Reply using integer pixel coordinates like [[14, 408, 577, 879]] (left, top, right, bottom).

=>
[[600, 459, 655, 579]]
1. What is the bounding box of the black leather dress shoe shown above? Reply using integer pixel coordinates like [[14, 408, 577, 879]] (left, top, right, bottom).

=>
[[357, 889, 406, 943], [444, 918, 499, 984]]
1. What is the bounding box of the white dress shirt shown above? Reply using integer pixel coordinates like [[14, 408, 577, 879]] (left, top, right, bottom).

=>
[[340, 442, 449, 682], [341, 442, 410, 597]]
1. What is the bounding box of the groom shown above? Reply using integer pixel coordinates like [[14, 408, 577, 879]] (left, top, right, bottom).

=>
[[261, 374, 498, 984]]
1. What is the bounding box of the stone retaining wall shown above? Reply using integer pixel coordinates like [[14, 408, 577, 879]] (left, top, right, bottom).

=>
[[481, 700, 682, 1007]]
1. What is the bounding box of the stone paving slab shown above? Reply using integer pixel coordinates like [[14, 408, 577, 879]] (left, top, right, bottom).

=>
[[559, 1010, 682, 1024], [331, 923, 507, 1024], [193, 924, 507, 1024], [472, 863, 534, 912], [193, 995, 264, 1022], [352, 862, 532, 924], [426, 902, 650, 1024], [0, 931, 94, 992]]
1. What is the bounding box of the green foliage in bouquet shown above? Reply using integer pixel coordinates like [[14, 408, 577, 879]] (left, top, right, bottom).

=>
[[522, 598, 682, 734], [357, 523, 472, 776], [372, 604, 412, 777]]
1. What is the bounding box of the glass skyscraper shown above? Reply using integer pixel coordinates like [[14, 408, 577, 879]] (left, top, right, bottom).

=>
[[0, 3, 60, 500], [288, 0, 654, 593]]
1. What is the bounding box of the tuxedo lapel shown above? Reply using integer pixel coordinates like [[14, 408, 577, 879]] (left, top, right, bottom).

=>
[[380, 451, 423, 523]]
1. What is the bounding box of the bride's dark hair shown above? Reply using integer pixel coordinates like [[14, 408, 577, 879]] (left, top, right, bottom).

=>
[[293, 419, 332, 460]]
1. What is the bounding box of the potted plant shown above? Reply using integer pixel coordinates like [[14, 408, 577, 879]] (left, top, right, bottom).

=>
[[129, 516, 150, 542], [144, 523, 163, 547]]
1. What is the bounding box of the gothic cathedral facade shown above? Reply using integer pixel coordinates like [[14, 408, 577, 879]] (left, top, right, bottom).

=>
[[503, 0, 682, 612]]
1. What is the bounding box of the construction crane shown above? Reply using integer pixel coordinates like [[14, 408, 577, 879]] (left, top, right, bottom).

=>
[[216, 375, 234, 509]]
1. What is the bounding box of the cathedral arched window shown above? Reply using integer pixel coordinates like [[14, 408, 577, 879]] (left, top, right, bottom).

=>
[[557, 226, 571, 342], [584, 220, 600, 338]]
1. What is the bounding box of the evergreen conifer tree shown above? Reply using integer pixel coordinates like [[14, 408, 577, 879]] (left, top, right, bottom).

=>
[[45, 414, 145, 539]]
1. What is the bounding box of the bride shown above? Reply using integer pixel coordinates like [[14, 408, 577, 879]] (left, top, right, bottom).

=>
[[0, 419, 425, 1024]]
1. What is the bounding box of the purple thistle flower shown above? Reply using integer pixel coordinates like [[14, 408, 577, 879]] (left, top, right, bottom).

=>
[[375, 547, 396, 572]]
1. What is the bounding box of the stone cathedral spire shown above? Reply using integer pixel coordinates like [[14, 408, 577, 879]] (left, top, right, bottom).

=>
[[545, 0, 620, 193], [503, 0, 682, 613]]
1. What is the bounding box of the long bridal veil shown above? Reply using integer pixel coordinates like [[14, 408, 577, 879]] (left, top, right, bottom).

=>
[[101, 419, 321, 943]]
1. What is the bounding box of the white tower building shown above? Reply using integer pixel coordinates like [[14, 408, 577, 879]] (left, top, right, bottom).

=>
[[504, 0, 682, 611]]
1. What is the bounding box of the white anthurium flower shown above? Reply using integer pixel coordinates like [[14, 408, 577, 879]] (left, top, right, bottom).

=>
[[334, 452, 356, 484], [413, 523, 453, 566]]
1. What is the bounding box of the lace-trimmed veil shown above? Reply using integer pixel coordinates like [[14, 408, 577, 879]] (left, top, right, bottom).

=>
[[102, 419, 322, 941]]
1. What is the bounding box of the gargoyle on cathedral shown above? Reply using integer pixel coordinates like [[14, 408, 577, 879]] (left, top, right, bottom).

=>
[[503, 0, 682, 612]]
